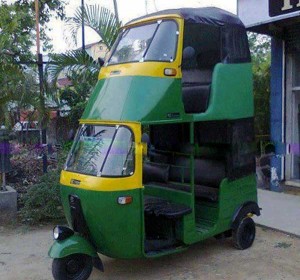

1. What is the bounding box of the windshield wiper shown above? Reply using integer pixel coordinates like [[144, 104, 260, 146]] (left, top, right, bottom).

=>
[[142, 21, 161, 60], [121, 141, 134, 175], [98, 126, 119, 176]]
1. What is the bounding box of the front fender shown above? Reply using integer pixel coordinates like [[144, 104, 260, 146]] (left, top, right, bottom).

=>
[[48, 235, 98, 259]]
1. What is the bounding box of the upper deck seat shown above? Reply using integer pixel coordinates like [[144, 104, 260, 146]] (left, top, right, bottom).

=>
[[182, 50, 219, 114]]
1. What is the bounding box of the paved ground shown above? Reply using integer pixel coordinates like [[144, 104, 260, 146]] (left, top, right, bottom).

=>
[[0, 224, 299, 280], [255, 189, 300, 236]]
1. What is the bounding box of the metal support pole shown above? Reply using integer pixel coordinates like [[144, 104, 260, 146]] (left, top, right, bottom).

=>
[[81, 0, 85, 51], [1, 173, 7, 192], [35, 0, 47, 173], [190, 122, 195, 210]]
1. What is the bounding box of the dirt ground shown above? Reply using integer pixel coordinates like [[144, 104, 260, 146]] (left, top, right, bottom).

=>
[[0, 225, 299, 280]]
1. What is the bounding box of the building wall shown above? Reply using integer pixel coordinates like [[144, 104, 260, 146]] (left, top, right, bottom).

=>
[[238, 0, 300, 28], [86, 42, 109, 60]]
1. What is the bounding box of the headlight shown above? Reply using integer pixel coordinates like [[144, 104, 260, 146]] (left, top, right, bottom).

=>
[[53, 226, 60, 240], [53, 226, 74, 241]]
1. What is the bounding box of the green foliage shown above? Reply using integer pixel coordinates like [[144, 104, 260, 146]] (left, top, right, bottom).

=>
[[14, 0, 67, 50], [0, 3, 33, 117], [248, 32, 271, 137], [65, 5, 121, 49], [20, 150, 68, 224], [15, 0, 67, 23], [47, 4, 120, 84], [0, 3, 33, 62], [253, 58, 271, 136], [20, 170, 64, 224], [0, 0, 67, 125], [47, 50, 99, 81], [46, 4, 120, 131], [59, 70, 97, 126]]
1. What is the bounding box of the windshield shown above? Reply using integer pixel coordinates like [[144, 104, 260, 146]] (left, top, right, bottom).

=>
[[65, 125, 135, 177], [108, 20, 178, 65]]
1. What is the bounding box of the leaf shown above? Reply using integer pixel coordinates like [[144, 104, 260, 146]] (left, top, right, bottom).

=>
[[64, 4, 121, 49], [46, 50, 99, 81]]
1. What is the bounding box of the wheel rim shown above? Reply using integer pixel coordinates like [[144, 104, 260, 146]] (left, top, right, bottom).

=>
[[66, 256, 85, 279]]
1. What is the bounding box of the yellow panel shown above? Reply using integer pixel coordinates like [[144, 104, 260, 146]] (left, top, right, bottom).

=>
[[125, 14, 183, 28], [99, 18, 184, 79], [61, 121, 143, 192]]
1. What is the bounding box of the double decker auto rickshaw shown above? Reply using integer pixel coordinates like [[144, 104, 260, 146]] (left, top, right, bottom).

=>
[[49, 7, 261, 280]]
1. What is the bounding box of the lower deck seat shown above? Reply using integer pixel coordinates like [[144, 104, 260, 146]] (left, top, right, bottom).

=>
[[146, 182, 219, 202], [143, 156, 224, 202]]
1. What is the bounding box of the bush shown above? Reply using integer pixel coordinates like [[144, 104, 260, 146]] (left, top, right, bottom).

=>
[[20, 170, 65, 224]]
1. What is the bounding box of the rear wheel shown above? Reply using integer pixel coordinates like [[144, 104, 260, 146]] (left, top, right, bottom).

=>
[[233, 217, 256, 250], [52, 254, 93, 280]]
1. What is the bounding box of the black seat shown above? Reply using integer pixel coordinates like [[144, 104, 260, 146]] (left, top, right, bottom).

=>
[[144, 195, 192, 219], [182, 84, 211, 113], [169, 157, 226, 188], [181, 50, 220, 114], [148, 182, 219, 202]]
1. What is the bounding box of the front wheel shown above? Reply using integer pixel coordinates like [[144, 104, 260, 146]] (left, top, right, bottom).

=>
[[233, 217, 256, 250], [52, 254, 93, 280]]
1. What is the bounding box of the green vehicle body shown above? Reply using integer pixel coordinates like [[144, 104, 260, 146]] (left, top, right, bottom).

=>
[[49, 234, 98, 258], [50, 175, 257, 259], [49, 7, 260, 273], [82, 63, 253, 123]]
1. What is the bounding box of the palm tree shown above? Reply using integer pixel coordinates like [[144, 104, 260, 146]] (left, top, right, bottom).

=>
[[47, 49, 100, 82], [47, 4, 121, 81], [112, 0, 120, 25]]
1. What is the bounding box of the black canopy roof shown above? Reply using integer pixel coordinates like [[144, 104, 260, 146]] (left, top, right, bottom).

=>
[[127, 7, 250, 64], [127, 7, 245, 28]]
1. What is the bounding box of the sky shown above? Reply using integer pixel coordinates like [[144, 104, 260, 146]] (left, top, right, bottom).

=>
[[49, 0, 236, 53], [6, 0, 237, 53]]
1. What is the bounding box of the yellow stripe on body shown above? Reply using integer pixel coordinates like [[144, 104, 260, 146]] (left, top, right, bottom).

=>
[[124, 14, 183, 28]]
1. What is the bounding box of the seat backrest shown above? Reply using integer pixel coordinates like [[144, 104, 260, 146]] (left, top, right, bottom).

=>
[[182, 85, 210, 113], [197, 51, 220, 71], [182, 69, 212, 85], [169, 156, 226, 187]]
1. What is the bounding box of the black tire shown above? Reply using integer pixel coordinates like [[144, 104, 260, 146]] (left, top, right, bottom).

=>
[[52, 254, 93, 280], [233, 217, 256, 250]]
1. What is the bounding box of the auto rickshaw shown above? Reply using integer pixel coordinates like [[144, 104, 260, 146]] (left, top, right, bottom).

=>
[[49, 7, 261, 280]]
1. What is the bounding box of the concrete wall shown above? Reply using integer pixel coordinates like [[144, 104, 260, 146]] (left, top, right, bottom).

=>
[[0, 186, 17, 225]]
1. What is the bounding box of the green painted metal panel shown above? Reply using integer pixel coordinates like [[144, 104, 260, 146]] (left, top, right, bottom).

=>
[[48, 235, 97, 258], [82, 77, 187, 123], [195, 63, 254, 121], [183, 174, 257, 244], [218, 175, 257, 225], [60, 186, 144, 259], [82, 63, 253, 124]]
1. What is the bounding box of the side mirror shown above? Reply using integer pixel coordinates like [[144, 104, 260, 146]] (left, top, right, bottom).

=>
[[98, 57, 105, 66], [182, 46, 195, 60]]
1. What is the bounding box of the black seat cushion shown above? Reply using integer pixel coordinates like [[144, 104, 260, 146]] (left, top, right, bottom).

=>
[[147, 182, 219, 202], [144, 195, 192, 219], [169, 157, 225, 187], [182, 69, 212, 85], [182, 85, 211, 113], [143, 162, 170, 184]]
